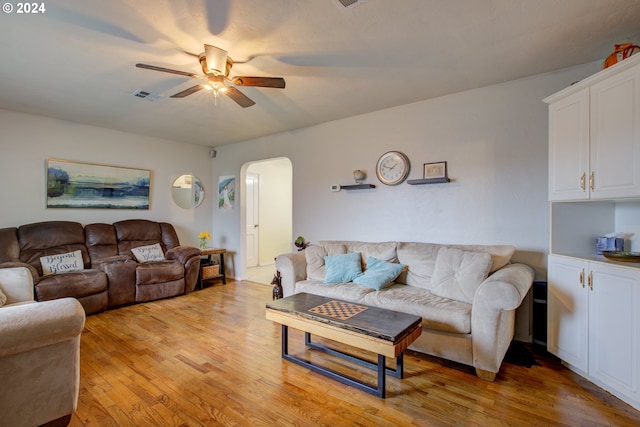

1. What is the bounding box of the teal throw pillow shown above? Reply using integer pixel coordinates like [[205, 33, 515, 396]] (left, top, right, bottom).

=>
[[324, 252, 363, 283], [353, 257, 405, 290]]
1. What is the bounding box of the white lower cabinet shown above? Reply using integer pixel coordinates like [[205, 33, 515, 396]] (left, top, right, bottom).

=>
[[548, 255, 640, 410], [547, 256, 589, 371]]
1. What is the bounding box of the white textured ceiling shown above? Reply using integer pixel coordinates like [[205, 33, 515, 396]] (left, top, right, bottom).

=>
[[1, 0, 639, 147]]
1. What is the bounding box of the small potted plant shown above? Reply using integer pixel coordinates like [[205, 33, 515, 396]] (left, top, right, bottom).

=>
[[294, 236, 308, 251]]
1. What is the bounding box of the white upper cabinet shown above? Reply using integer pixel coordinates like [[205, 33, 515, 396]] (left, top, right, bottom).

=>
[[548, 88, 590, 200], [546, 55, 640, 201], [590, 64, 640, 199]]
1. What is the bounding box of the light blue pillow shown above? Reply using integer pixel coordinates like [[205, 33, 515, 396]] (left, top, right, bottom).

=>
[[324, 252, 363, 283], [353, 257, 405, 290]]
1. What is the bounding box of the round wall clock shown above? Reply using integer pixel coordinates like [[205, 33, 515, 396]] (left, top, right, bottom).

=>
[[376, 151, 410, 185]]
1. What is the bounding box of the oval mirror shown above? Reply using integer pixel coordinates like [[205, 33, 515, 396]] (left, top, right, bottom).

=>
[[171, 174, 205, 209]]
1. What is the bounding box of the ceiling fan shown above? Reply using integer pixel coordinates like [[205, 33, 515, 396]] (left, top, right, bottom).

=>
[[136, 44, 285, 108]]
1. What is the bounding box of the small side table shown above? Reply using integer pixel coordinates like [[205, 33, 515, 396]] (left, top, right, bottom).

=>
[[199, 247, 227, 289]]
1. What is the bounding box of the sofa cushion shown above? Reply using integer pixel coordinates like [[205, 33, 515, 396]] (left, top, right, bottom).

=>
[[40, 250, 84, 276], [0, 227, 20, 263], [320, 241, 398, 268], [364, 284, 472, 334], [113, 219, 165, 256], [396, 242, 516, 289], [353, 257, 405, 290], [348, 241, 398, 266], [430, 247, 493, 304], [396, 242, 442, 289], [135, 261, 184, 285], [85, 223, 119, 261], [35, 270, 108, 301], [296, 279, 373, 302], [448, 244, 515, 273], [324, 252, 362, 283], [305, 244, 346, 280], [131, 243, 165, 263], [18, 221, 90, 275]]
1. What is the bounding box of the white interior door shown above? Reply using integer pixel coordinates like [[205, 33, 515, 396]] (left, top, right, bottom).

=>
[[246, 173, 259, 267]]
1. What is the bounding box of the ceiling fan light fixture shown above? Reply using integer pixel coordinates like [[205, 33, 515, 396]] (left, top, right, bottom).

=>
[[204, 44, 228, 75], [137, 43, 284, 108]]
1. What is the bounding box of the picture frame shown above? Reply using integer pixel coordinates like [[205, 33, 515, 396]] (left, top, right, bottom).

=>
[[423, 161, 448, 180], [46, 158, 151, 209]]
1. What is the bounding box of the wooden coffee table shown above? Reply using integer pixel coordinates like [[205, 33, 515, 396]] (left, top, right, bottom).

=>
[[266, 293, 422, 398]]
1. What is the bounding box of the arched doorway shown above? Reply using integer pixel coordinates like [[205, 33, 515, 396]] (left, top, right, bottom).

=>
[[240, 157, 293, 284]]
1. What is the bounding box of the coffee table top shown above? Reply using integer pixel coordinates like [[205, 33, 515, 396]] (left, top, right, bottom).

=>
[[266, 293, 422, 343]]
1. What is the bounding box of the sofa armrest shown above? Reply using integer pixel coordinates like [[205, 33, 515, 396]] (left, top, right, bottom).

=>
[[474, 263, 533, 312], [0, 266, 34, 304], [471, 263, 534, 375], [165, 246, 201, 293], [275, 251, 307, 297], [166, 246, 201, 265], [0, 298, 86, 358], [0, 261, 40, 285]]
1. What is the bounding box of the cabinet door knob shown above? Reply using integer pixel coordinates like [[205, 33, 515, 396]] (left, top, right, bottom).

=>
[[588, 271, 593, 291], [580, 173, 586, 192], [589, 171, 595, 191], [579, 269, 585, 288]]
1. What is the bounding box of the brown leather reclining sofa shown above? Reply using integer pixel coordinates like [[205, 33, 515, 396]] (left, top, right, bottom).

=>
[[0, 219, 201, 314]]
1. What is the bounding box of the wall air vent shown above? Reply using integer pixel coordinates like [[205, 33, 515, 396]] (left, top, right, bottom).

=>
[[336, 0, 363, 8], [130, 89, 163, 102]]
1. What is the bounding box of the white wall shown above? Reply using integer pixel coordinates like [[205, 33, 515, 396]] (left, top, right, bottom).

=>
[[616, 201, 640, 251], [0, 109, 213, 246]]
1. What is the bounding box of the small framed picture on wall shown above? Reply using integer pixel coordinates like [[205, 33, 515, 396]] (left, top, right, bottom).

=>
[[423, 161, 448, 180]]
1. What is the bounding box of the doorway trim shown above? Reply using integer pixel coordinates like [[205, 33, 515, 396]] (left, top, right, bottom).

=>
[[239, 157, 293, 281], [246, 172, 260, 267]]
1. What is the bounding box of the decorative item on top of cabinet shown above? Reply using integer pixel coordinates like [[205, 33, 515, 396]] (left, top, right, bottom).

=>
[[602, 42, 640, 69]]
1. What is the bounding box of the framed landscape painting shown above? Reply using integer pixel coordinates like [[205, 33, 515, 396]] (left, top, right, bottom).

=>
[[46, 159, 151, 209]]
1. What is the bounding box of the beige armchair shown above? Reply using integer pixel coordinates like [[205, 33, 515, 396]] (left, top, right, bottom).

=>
[[0, 267, 86, 427]]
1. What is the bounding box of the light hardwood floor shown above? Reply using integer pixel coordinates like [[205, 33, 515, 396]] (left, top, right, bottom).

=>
[[70, 280, 640, 427]]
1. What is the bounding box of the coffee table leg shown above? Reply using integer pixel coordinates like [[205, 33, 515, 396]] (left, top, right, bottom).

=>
[[282, 325, 289, 356], [395, 353, 404, 378], [378, 354, 386, 398]]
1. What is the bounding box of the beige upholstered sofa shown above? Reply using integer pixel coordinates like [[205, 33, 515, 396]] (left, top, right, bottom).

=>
[[275, 240, 534, 381], [0, 267, 85, 426]]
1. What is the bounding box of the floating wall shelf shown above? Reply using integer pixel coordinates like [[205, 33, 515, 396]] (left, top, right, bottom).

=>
[[407, 178, 450, 185], [341, 184, 376, 190]]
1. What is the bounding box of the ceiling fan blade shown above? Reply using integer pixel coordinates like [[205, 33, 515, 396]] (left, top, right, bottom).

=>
[[224, 87, 256, 108], [171, 85, 205, 98], [231, 76, 286, 89], [136, 63, 200, 78]]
